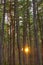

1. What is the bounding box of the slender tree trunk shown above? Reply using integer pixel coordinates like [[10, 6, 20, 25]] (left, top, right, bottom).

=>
[[0, 29, 3, 65], [32, 0, 41, 65], [8, 2, 12, 65], [40, 16, 43, 65], [27, 0, 32, 65], [23, 1, 27, 65], [1, 0, 6, 65], [37, 4, 42, 65], [15, 0, 21, 65]]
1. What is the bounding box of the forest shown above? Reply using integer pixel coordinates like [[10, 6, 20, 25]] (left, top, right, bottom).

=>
[[0, 0, 43, 65]]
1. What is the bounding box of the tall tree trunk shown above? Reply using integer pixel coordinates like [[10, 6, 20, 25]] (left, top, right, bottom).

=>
[[8, 1, 13, 65], [40, 16, 43, 65], [15, 0, 21, 65], [32, 0, 41, 65], [1, 0, 6, 65], [37, 4, 42, 65], [23, 1, 27, 65], [27, 0, 32, 65]]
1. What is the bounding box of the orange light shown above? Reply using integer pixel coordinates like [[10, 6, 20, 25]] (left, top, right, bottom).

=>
[[24, 47, 30, 54], [21, 46, 31, 54], [25, 47, 29, 53]]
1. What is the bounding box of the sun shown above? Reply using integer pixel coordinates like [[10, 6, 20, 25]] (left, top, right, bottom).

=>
[[25, 47, 29, 53], [24, 46, 30, 54], [21, 46, 31, 54]]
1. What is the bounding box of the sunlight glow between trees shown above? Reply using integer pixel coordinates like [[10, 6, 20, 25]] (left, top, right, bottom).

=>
[[21, 46, 31, 54]]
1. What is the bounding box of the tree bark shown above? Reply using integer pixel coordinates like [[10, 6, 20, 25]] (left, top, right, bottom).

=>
[[32, 0, 41, 65]]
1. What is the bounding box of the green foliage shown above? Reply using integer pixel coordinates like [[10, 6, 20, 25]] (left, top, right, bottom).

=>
[[0, 0, 43, 65], [0, 5, 3, 22]]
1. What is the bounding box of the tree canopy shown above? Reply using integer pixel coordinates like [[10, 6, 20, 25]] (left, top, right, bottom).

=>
[[0, 0, 43, 65]]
